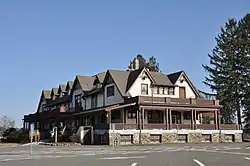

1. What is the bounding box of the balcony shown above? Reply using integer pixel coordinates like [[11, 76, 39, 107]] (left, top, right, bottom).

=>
[[125, 96, 220, 107]]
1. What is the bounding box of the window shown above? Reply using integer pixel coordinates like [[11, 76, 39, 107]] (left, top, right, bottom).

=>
[[127, 111, 136, 119], [75, 94, 82, 108], [168, 87, 175, 95], [91, 95, 98, 108], [107, 85, 114, 97], [164, 87, 168, 94], [42, 104, 46, 111], [159, 87, 163, 94], [153, 86, 158, 94], [183, 112, 191, 120], [141, 84, 148, 95]]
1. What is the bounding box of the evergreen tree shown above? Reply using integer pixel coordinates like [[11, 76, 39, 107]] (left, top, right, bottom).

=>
[[238, 14, 250, 128], [147, 56, 160, 72], [202, 19, 239, 123], [128, 54, 161, 72]]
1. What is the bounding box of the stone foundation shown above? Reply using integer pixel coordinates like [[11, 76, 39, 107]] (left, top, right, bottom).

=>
[[211, 133, 220, 143], [234, 133, 243, 142], [162, 133, 177, 143], [188, 133, 202, 143], [106, 130, 243, 146], [109, 133, 120, 146]]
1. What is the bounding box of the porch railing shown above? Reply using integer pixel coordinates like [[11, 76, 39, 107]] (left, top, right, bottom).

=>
[[144, 124, 166, 130], [131, 96, 220, 106], [197, 124, 216, 130], [170, 124, 192, 130]]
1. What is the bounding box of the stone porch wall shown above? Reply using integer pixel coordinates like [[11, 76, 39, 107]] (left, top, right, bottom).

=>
[[106, 130, 243, 145]]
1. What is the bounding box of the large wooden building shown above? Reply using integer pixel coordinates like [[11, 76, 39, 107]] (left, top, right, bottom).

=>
[[23, 58, 242, 145]]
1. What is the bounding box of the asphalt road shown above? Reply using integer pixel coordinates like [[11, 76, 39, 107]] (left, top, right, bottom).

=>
[[0, 143, 250, 166]]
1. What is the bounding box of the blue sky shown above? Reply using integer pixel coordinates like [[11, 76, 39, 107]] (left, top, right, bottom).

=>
[[0, 0, 249, 127]]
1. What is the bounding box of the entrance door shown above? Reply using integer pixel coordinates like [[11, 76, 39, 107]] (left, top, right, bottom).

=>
[[83, 126, 93, 145], [179, 87, 186, 98]]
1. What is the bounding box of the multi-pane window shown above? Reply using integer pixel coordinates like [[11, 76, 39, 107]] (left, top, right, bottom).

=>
[[153, 86, 174, 95], [141, 84, 148, 95], [153, 86, 158, 94], [107, 85, 114, 97], [164, 87, 168, 94], [168, 87, 175, 95], [75, 94, 82, 108], [127, 111, 136, 119], [159, 87, 164, 94]]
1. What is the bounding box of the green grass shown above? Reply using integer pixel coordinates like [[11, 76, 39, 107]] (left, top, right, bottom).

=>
[[0, 143, 18, 146]]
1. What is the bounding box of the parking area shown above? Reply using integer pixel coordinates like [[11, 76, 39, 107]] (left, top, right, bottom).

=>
[[0, 143, 250, 166]]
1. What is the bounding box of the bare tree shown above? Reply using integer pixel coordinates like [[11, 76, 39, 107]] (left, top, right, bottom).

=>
[[0, 116, 15, 135]]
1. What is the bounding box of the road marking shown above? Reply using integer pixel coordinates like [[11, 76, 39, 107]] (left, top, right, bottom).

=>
[[100, 156, 146, 160], [245, 157, 250, 160], [0, 157, 34, 162], [193, 159, 206, 166], [131, 163, 137, 166], [191, 149, 250, 156]]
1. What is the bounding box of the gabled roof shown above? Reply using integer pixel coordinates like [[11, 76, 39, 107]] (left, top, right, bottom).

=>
[[58, 84, 66, 93], [167, 71, 183, 84], [104, 68, 175, 97], [125, 68, 144, 91], [150, 71, 173, 86], [42, 90, 51, 99], [167, 71, 201, 98], [96, 72, 106, 83], [73, 75, 95, 91], [50, 88, 58, 97], [36, 90, 51, 112], [108, 70, 131, 96], [65, 81, 73, 91]]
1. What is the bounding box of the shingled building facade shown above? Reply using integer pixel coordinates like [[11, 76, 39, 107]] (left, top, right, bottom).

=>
[[23, 59, 242, 145]]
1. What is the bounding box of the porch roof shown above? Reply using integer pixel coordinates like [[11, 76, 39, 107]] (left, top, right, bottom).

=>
[[73, 102, 137, 115], [105, 102, 136, 111]]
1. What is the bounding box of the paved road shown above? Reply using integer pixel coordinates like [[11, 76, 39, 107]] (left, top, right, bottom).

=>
[[0, 143, 250, 166]]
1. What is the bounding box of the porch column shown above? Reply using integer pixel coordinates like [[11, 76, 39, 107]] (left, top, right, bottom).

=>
[[165, 109, 169, 130], [214, 110, 218, 130], [141, 107, 145, 129], [194, 110, 197, 130], [136, 108, 139, 129], [122, 109, 125, 130], [107, 111, 111, 129], [191, 110, 194, 130], [217, 110, 221, 130], [169, 109, 172, 130]]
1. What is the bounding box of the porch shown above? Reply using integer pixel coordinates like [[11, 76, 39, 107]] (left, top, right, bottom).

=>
[[105, 108, 240, 130], [101, 96, 240, 131]]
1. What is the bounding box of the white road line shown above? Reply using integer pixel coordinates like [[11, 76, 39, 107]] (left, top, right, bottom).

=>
[[244, 157, 250, 160], [100, 156, 146, 160], [131, 163, 137, 166], [193, 159, 206, 166], [0, 157, 33, 162]]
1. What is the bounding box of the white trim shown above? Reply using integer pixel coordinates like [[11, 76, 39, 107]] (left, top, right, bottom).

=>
[[107, 129, 243, 135]]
